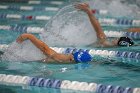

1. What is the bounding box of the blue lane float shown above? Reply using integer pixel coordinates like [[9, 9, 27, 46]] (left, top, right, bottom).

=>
[[29, 77, 62, 88], [63, 47, 140, 59], [116, 19, 133, 25], [98, 18, 140, 26], [0, 74, 139, 93]]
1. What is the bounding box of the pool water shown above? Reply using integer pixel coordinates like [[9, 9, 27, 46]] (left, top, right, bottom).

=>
[[0, 0, 140, 93]]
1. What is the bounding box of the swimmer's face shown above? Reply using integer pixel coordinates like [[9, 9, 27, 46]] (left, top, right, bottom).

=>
[[112, 38, 119, 46]]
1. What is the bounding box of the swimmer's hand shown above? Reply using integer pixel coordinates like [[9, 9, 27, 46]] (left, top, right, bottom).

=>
[[16, 36, 24, 44], [16, 34, 29, 43], [74, 3, 91, 13]]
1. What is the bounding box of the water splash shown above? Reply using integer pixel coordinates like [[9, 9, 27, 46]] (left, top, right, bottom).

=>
[[1, 41, 45, 62], [40, 5, 97, 47]]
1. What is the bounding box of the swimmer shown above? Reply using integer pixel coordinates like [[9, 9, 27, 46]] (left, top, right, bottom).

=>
[[75, 3, 139, 47], [15, 3, 138, 63], [16, 33, 92, 63]]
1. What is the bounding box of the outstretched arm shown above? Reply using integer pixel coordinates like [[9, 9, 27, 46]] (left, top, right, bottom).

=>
[[75, 3, 116, 47], [75, 3, 106, 41], [16, 33, 74, 63]]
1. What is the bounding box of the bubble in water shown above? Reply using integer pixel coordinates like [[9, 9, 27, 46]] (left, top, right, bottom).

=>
[[40, 5, 97, 47]]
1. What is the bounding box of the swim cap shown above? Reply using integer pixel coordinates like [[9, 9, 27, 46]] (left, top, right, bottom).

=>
[[117, 37, 134, 46], [73, 51, 92, 63]]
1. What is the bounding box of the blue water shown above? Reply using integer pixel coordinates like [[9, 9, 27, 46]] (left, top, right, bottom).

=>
[[0, 0, 140, 93]]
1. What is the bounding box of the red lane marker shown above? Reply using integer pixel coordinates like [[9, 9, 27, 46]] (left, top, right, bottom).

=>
[[26, 16, 33, 20]]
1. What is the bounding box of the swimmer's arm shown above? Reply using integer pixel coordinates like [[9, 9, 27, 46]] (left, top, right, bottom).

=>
[[41, 53, 75, 64], [126, 28, 140, 32], [86, 9, 106, 40], [41, 58, 75, 64], [75, 3, 107, 42], [51, 54, 75, 63], [81, 5, 116, 47], [40, 56, 62, 63], [75, 3, 118, 47]]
